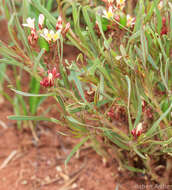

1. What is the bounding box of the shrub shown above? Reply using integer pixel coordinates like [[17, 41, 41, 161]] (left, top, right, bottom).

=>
[[1, 0, 172, 184]]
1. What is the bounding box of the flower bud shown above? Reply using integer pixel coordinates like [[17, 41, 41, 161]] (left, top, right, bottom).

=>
[[56, 16, 63, 31], [40, 67, 60, 87], [62, 22, 70, 36], [107, 108, 114, 119], [162, 17, 166, 25], [131, 123, 143, 138], [38, 14, 45, 30], [126, 14, 135, 28], [22, 17, 35, 30], [158, 0, 163, 10]]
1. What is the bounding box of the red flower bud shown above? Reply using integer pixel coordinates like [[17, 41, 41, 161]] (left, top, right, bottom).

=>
[[131, 123, 143, 138], [107, 108, 115, 119], [56, 16, 63, 31], [162, 17, 166, 25], [40, 67, 60, 87], [161, 26, 168, 36], [62, 22, 70, 36], [115, 15, 120, 22]]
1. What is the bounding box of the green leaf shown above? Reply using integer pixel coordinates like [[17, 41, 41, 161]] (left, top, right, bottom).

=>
[[46, 0, 54, 11], [70, 70, 87, 103], [0, 64, 7, 88], [34, 48, 45, 72], [133, 146, 147, 159], [16, 76, 28, 116], [104, 130, 129, 150], [134, 82, 142, 128], [59, 62, 70, 89], [146, 102, 172, 136], [12, 89, 56, 97], [124, 164, 145, 173], [56, 95, 66, 112], [65, 136, 89, 166], [140, 26, 148, 67], [134, 0, 145, 32], [31, 0, 57, 26], [154, 1, 162, 34], [8, 115, 63, 125], [147, 53, 158, 70], [101, 17, 109, 32], [96, 15, 110, 49], [29, 77, 41, 115], [145, 0, 158, 22], [82, 6, 98, 45], [38, 37, 49, 52], [13, 97, 22, 129], [161, 99, 171, 113], [66, 116, 86, 126], [125, 76, 133, 132], [119, 12, 127, 29]]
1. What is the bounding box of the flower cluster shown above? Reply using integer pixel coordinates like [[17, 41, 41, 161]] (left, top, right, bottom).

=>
[[84, 89, 95, 102], [102, 0, 135, 28], [102, 0, 114, 5], [40, 67, 60, 87], [126, 14, 135, 28], [131, 123, 143, 138], [103, 6, 114, 20], [142, 100, 153, 120], [22, 14, 70, 45], [161, 17, 168, 36], [22, 17, 38, 45], [116, 0, 126, 10], [107, 106, 127, 123], [107, 108, 115, 119], [102, 0, 125, 10]]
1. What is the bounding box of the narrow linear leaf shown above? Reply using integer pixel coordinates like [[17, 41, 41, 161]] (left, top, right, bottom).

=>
[[146, 103, 172, 136], [124, 165, 145, 173], [65, 136, 89, 166], [12, 89, 56, 97], [8, 115, 63, 125], [125, 75, 132, 132]]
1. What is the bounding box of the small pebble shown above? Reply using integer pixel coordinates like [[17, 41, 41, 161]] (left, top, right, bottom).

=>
[[56, 166, 62, 172], [72, 183, 77, 188], [21, 180, 28, 185], [44, 176, 51, 183], [47, 160, 52, 166]]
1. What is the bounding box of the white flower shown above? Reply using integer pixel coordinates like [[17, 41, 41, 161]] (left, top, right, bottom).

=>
[[158, 1, 163, 10], [116, 0, 126, 10], [52, 31, 60, 42], [40, 28, 51, 42], [22, 17, 35, 29], [40, 28, 60, 42], [115, 56, 122, 60], [103, 6, 114, 19], [127, 14, 135, 27], [116, 0, 126, 5], [107, 0, 114, 3], [136, 123, 143, 134], [38, 14, 45, 29]]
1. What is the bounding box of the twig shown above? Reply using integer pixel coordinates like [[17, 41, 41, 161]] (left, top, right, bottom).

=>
[[0, 120, 8, 129], [0, 150, 17, 169]]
